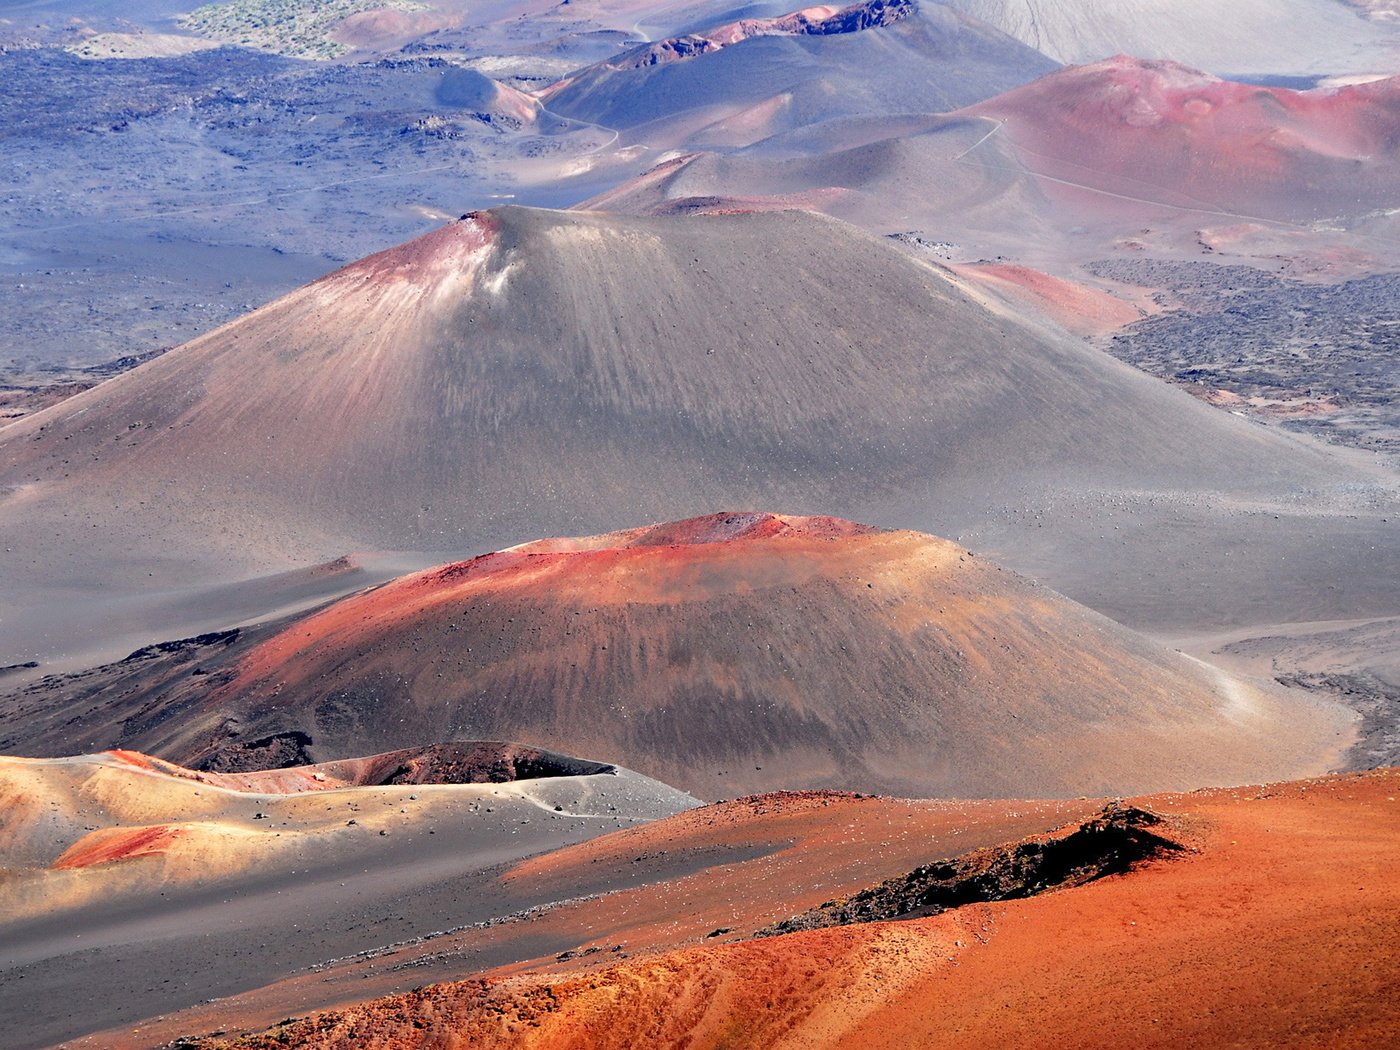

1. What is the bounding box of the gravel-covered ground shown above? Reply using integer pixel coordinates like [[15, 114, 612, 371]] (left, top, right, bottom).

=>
[[1090, 258, 1400, 459], [0, 44, 613, 375]]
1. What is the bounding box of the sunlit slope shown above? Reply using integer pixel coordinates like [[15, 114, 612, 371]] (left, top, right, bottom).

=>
[[27, 512, 1348, 800]]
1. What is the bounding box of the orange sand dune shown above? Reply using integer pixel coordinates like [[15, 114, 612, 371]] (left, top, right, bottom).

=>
[[4, 756, 1090, 1049], [97, 791, 1097, 1049], [183, 767, 1400, 1050]]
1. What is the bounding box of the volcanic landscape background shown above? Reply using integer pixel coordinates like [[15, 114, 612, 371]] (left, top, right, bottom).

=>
[[1, 0, 1399, 1047]]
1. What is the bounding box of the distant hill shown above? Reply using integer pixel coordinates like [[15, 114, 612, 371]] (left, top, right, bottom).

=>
[[537, 0, 1059, 145], [586, 57, 1400, 250], [940, 0, 1400, 75], [964, 57, 1400, 221]]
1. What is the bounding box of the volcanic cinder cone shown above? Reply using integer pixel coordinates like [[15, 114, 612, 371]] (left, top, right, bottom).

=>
[[533, 0, 1057, 147], [36, 512, 1349, 800], [3, 205, 1395, 670], [591, 57, 1400, 250], [963, 57, 1400, 220]]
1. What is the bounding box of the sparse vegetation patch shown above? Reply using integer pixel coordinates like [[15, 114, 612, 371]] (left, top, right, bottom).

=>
[[179, 0, 427, 59]]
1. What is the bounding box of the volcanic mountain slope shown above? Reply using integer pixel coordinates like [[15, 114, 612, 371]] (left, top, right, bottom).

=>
[[962, 56, 1400, 222], [945, 261, 1145, 335], [171, 768, 1400, 1050], [2, 204, 1398, 672], [0, 744, 697, 1049], [534, 0, 1059, 147], [940, 0, 1400, 76], [579, 114, 1061, 256], [435, 65, 542, 127], [590, 56, 1400, 257], [2, 513, 1355, 800]]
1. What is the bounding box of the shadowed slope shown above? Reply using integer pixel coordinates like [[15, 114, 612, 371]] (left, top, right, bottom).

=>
[[119, 740, 617, 790], [15, 512, 1351, 800]]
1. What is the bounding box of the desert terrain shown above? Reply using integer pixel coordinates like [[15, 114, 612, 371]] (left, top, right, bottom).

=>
[[39, 768, 1400, 1050], [1, 0, 1398, 1047]]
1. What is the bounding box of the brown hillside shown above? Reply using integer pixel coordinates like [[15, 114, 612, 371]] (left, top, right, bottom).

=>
[[25, 511, 1349, 801]]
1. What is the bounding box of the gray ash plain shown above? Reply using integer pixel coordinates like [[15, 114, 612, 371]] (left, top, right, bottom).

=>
[[0, 44, 620, 377]]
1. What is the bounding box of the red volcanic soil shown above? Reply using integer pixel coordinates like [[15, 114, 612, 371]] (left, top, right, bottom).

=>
[[489, 790, 1095, 960], [96, 790, 1096, 1048], [335, 210, 498, 284], [964, 57, 1400, 220], [51, 823, 187, 869], [171, 512, 1352, 800], [185, 768, 1400, 1050], [950, 262, 1146, 335], [518, 509, 873, 548]]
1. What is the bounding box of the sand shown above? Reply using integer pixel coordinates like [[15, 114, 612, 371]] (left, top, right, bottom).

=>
[[161, 768, 1400, 1050]]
